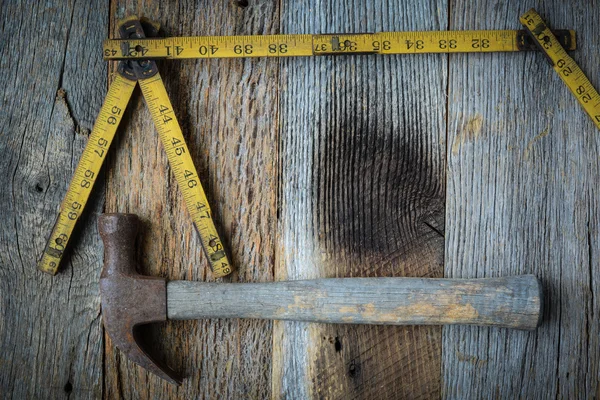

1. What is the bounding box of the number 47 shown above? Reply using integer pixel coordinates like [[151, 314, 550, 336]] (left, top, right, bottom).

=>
[[196, 202, 210, 218]]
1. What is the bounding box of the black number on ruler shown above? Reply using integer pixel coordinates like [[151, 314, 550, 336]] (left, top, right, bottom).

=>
[[171, 137, 185, 156], [405, 40, 424, 50], [268, 43, 288, 54], [575, 85, 592, 103], [523, 14, 535, 26], [372, 41, 391, 51], [234, 44, 253, 54], [94, 134, 109, 158], [104, 49, 117, 57], [439, 39, 457, 49], [533, 31, 552, 49], [166, 46, 183, 56], [53, 233, 69, 251], [68, 210, 78, 220], [471, 39, 489, 48], [542, 36, 552, 49], [95, 137, 108, 157], [129, 46, 148, 56], [557, 59, 572, 76], [196, 202, 210, 218], [338, 40, 357, 51], [184, 170, 197, 187], [69, 202, 82, 220], [208, 234, 223, 251], [314, 43, 327, 52], [159, 105, 172, 124], [199, 45, 219, 55]]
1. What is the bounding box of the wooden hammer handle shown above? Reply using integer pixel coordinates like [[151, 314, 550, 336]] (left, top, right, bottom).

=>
[[167, 276, 542, 330]]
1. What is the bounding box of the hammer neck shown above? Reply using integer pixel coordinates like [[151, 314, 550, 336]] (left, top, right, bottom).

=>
[[98, 213, 140, 277]]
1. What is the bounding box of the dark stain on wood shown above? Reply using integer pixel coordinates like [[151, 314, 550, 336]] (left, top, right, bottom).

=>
[[348, 358, 360, 378], [274, 1, 448, 397], [334, 336, 342, 352], [316, 107, 446, 274]]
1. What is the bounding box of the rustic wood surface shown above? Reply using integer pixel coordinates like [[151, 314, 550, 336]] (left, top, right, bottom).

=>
[[0, 0, 598, 399], [0, 1, 108, 398], [273, 1, 446, 398], [443, 2, 600, 399], [103, 1, 279, 398]]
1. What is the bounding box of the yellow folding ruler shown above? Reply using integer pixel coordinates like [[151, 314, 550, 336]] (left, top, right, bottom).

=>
[[521, 9, 600, 129], [38, 18, 232, 277], [103, 29, 576, 60], [41, 14, 586, 276]]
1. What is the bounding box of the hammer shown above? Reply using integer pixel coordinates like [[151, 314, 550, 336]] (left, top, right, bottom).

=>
[[98, 213, 543, 384]]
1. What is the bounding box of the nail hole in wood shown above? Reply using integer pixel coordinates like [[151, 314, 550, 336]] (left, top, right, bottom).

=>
[[348, 360, 360, 378], [234, 0, 249, 8], [35, 183, 44, 193], [334, 336, 342, 352], [64, 381, 73, 393]]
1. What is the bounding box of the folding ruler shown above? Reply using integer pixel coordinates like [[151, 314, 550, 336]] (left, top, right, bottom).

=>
[[39, 9, 598, 276], [38, 17, 232, 277]]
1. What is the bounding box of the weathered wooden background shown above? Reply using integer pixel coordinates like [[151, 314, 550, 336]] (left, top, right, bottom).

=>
[[1, 0, 598, 398]]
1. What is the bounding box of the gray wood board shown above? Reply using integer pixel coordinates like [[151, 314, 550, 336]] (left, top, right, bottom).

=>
[[443, 1, 600, 398], [274, 0, 448, 398], [0, 0, 108, 398], [103, 1, 279, 398]]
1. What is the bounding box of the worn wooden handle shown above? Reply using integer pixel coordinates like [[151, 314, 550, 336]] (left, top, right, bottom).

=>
[[167, 276, 542, 329]]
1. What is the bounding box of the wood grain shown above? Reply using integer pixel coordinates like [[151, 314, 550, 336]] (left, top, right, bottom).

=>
[[104, 0, 279, 398], [273, 1, 448, 398], [2, 0, 599, 398], [0, 0, 108, 398], [443, 2, 600, 398]]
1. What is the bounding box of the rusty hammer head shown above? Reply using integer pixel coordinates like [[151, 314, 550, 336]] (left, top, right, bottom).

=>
[[98, 213, 181, 384]]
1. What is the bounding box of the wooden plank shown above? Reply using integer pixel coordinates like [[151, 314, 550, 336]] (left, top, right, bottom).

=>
[[104, 1, 279, 397], [273, 1, 448, 398], [0, 0, 108, 398], [443, 2, 600, 398]]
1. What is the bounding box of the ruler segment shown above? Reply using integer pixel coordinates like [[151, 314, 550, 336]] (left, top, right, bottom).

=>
[[520, 10, 600, 129], [138, 74, 232, 278], [103, 30, 576, 60], [38, 75, 136, 275]]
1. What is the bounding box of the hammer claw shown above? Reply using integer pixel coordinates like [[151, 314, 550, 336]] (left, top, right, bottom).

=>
[[99, 213, 181, 385]]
